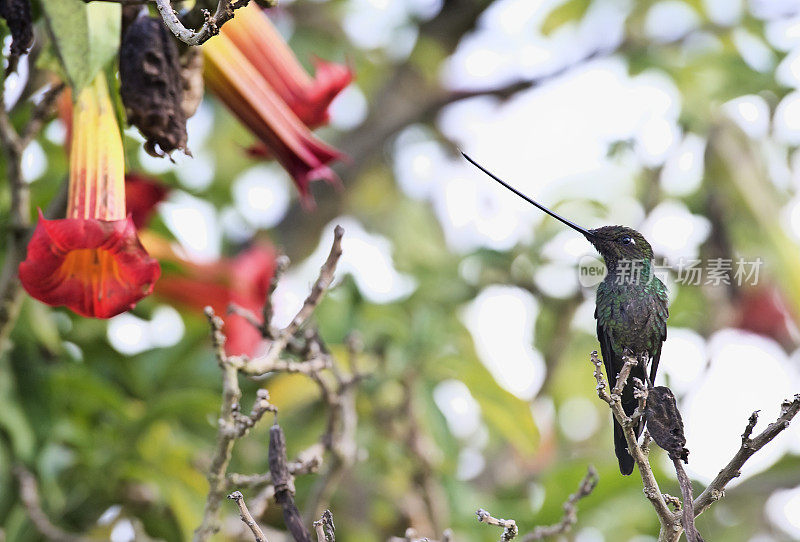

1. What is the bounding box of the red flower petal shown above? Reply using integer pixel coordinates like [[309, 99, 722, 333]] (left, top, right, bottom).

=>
[[19, 212, 161, 318], [203, 31, 344, 203], [125, 173, 169, 229], [153, 243, 276, 357]]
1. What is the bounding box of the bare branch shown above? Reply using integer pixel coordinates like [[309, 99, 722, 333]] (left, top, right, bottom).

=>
[[590, 352, 674, 524], [313, 510, 335, 542], [673, 460, 701, 542], [228, 491, 268, 542], [154, 0, 251, 46], [194, 307, 247, 542], [20, 83, 66, 147], [14, 466, 98, 542], [476, 509, 518, 541], [694, 394, 800, 517], [520, 466, 599, 541], [242, 225, 344, 377], [269, 423, 312, 542]]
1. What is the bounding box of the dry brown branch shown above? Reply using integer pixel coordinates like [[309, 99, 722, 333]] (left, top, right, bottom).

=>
[[193, 308, 252, 542], [521, 466, 599, 541], [591, 352, 800, 542], [242, 225, 344, 377], [228, 491, 268, 542], [269, 423, 312, 542], [199, 226, 360, 541], [476, 509, 518, 541], [313, 510, 335, 542], [154, 0, 252, 46], [673, 460, 701, 542], [590, 351, 674, 525], [693, 394, 800, 517], [14, 466, 98, 542], [474, 466, 598, 542]]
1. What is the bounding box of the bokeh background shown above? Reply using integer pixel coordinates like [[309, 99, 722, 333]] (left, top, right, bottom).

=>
[[4, 0, 800, 540]]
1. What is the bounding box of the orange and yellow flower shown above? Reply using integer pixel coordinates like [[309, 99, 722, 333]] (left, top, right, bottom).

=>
[[19, 75, 160, 319]]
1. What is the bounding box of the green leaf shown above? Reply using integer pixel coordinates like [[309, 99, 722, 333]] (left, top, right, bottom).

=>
[[39, 0, 121, 92], [541, 0, 592, 35]]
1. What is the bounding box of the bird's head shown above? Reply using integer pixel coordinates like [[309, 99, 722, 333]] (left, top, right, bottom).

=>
[[586, 225, 653, 265]]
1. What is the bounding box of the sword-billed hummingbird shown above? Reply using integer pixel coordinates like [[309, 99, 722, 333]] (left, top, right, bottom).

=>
[[462, 152, 668, 475]]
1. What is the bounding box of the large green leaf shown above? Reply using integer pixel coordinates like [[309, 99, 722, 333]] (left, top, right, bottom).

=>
[[39, 0, 121, 92]]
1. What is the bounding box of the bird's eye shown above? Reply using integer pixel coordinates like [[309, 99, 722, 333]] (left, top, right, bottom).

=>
[[620, 235, 634, 245]]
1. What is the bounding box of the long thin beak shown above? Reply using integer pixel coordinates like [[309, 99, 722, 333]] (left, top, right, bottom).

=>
[[460, 151, 595, 239]]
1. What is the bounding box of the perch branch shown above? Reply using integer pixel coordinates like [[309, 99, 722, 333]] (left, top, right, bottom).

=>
[[590, 351, 675, 524]]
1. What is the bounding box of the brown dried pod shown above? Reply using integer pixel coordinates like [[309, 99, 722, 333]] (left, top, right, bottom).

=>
[[119, 16, 188, 158], [0, 0, 34, 75], [645, 386, 689, 463], [179, 46, 204, 119]]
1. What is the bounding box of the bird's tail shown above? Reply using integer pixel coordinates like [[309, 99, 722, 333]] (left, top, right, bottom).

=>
[[614, 396, 644, 476]]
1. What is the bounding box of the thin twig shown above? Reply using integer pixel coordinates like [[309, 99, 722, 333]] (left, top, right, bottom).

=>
[[193, 308, 246, 542], [313, 510, 335, 542], [520, 466, 599, 541], [14, 466, 98, 542], [154, 0, 250, 46], [242, 225, 344, 376], [693, 394, 800, 517], [476, 509, 518, 541], [673, 460, 701, 542], [228, 491, 268, 542]]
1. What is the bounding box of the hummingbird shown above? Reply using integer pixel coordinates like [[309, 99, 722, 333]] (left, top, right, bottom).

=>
[[462, 152, 668, 475]]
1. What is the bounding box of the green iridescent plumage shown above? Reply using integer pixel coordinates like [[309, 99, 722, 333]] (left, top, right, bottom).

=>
[[590, 226, 668, 475], [461, 153, 670, 475]]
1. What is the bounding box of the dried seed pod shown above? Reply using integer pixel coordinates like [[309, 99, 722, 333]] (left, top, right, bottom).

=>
[[0, 0, 34, 75], [179, 46, 204, 119], [119, 16, 188, 158], [645, 386, 689, 463]]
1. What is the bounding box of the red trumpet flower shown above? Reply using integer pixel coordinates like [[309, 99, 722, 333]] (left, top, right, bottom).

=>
[[203, 22, 345, 205], [19, 76, 160, 319], [125, 173, 169, 229], [221, 3, 352, 128], [151, 240, 277, 357]]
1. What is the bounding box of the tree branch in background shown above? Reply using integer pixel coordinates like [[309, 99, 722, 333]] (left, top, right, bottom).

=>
[[693, 395, 800, 517], [521, 466, 599, 541], [475, 466, 598, 542], [0, 81, 66, 351], [13, 466, 98, 542], [313, 510, 335, 542], [228, 491, 268, 542], [476, 509, 518, 541], [196, 226, 363, 541], [154, 0, 259, 46]]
